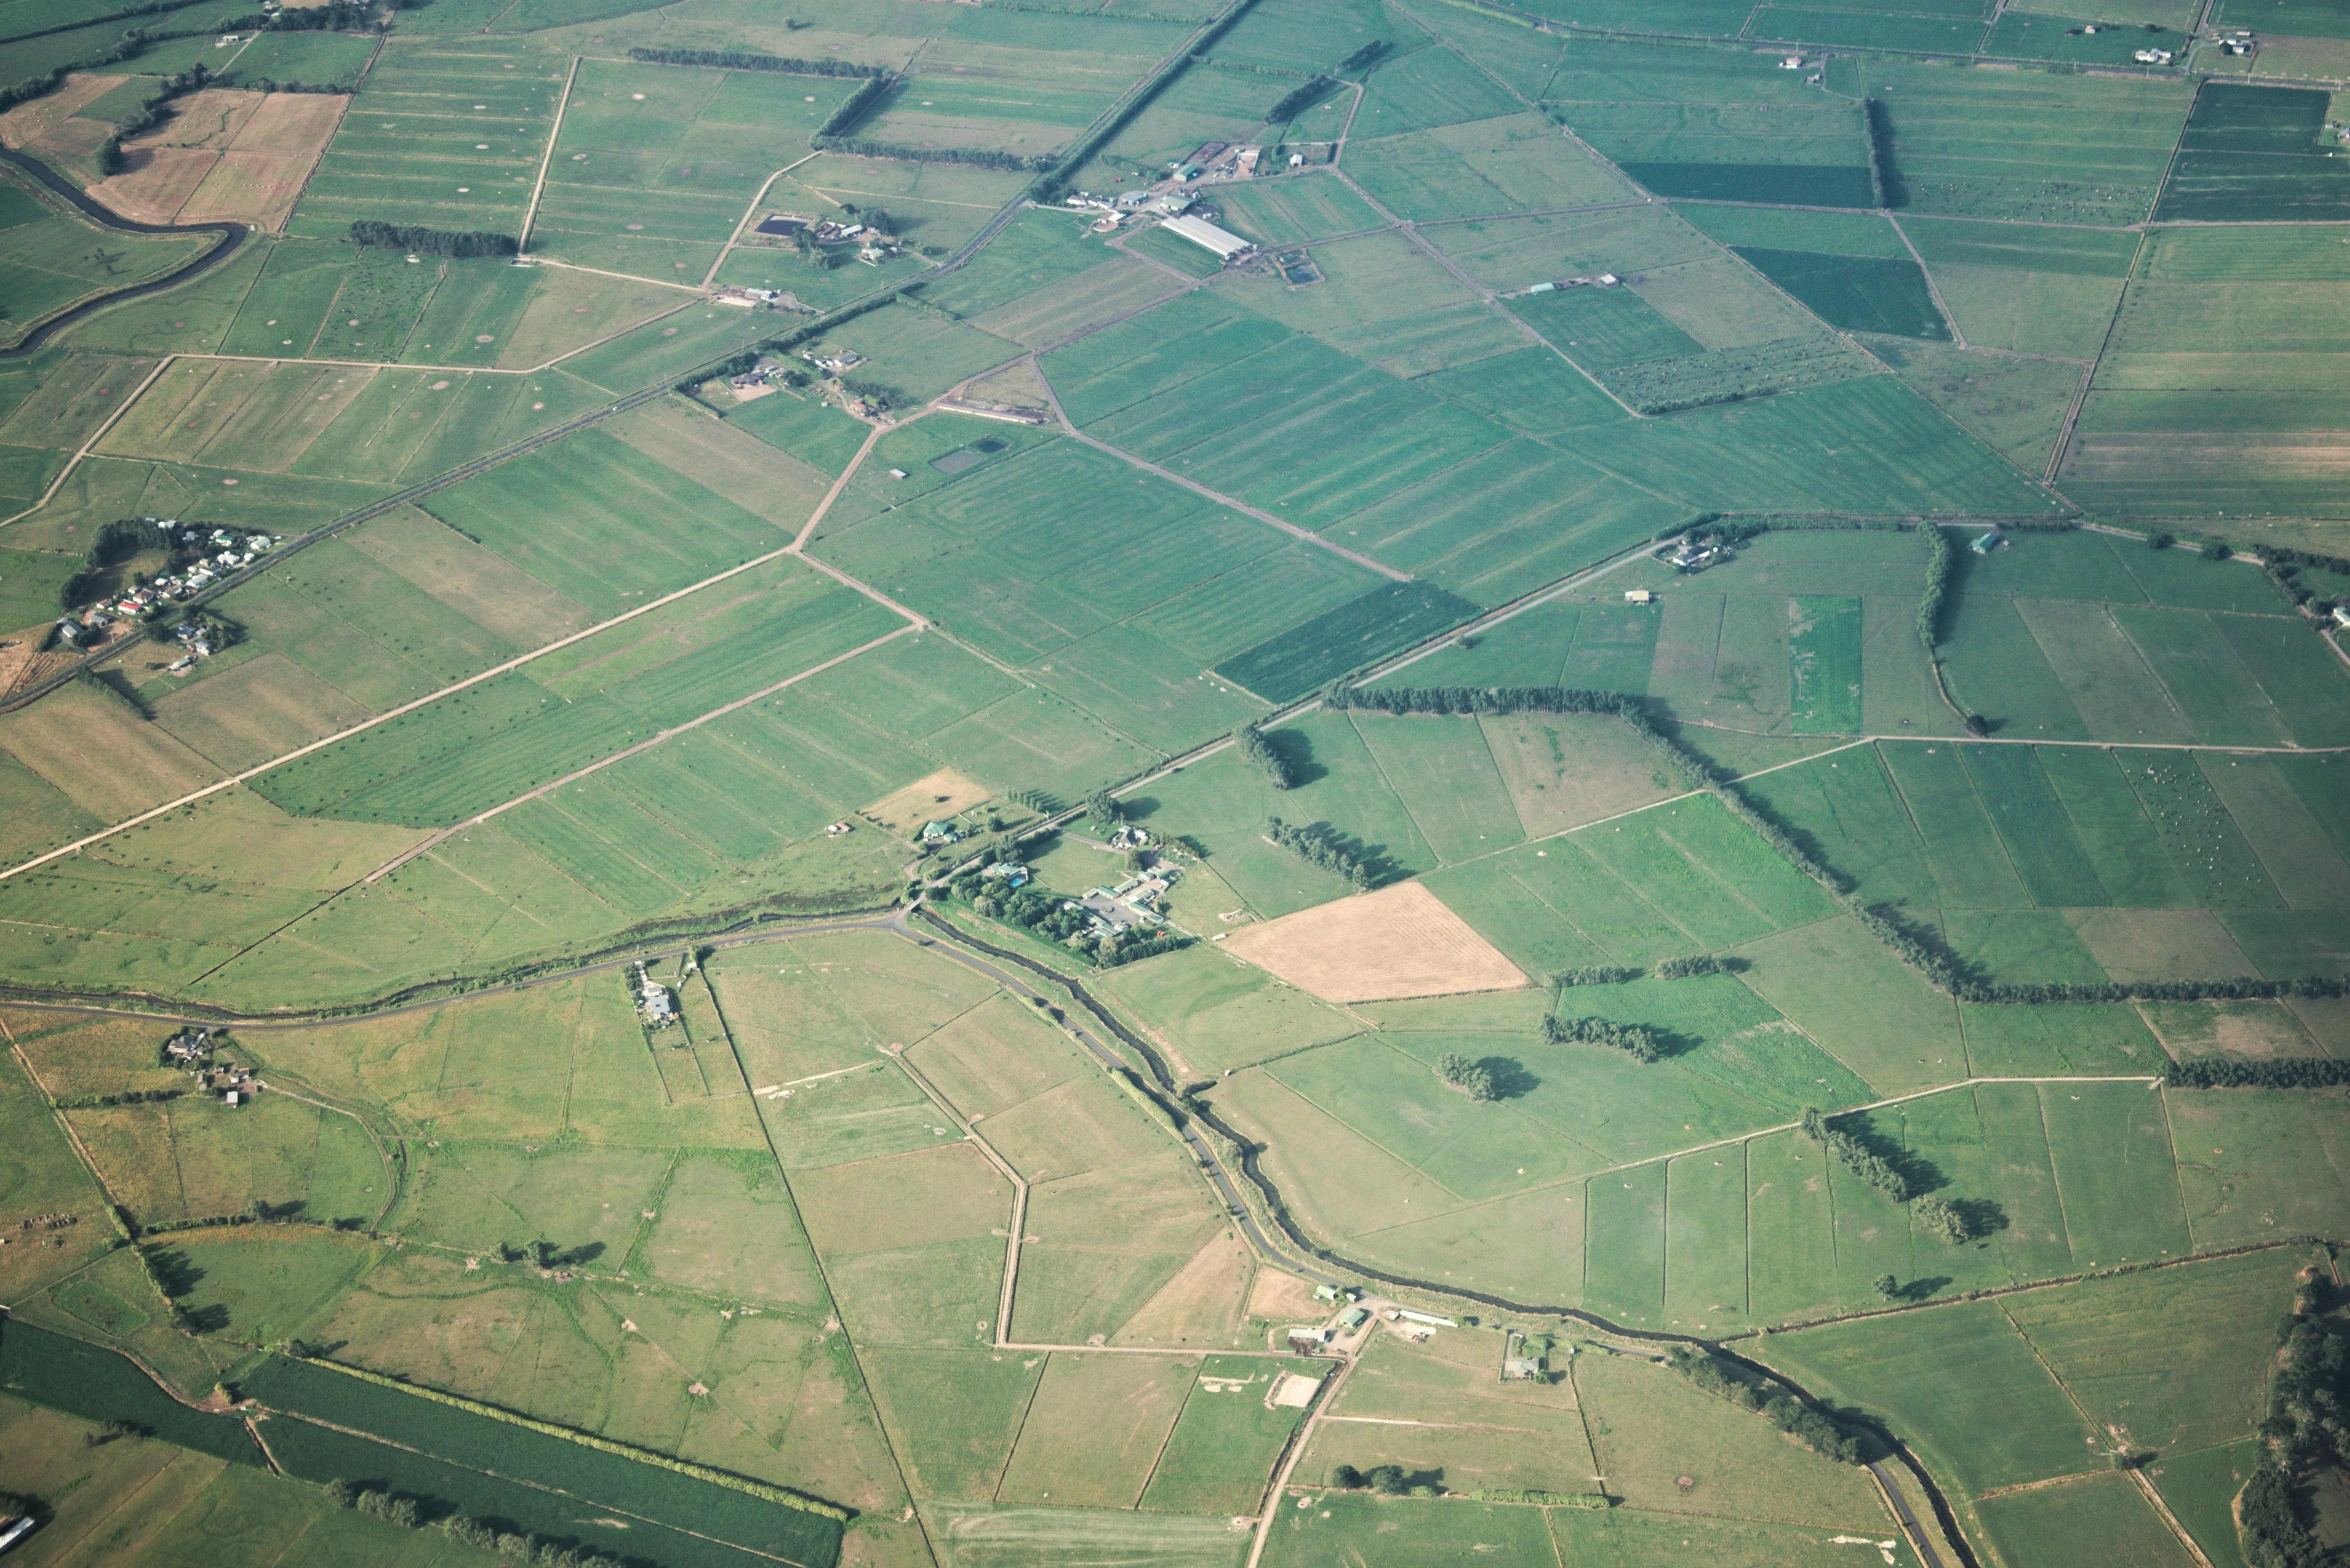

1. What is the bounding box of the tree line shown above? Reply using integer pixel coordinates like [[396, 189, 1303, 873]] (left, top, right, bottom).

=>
[[1542, 1014, 1664, 1063], [812, 136, 1054, 171], [2237, 1292, 2349, 1567], [1801, 1108, 1976, 1244], [1915, 522, 1952, 653], [2163, 1059, 2350, 1090], [1264, 816, 1377, 889], [348, 221, 518, 257], [1665, 1346, 1867, 1464], [1236, 722, 1296, 788], [1267, 74, 1338, 121], [328, 1479, 626, 1566], [625, 46, 880, 76]]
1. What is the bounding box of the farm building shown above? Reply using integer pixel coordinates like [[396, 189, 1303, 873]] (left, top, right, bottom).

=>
[[1624, 588, 1653, 604], [1160, 215, 1252, 260]]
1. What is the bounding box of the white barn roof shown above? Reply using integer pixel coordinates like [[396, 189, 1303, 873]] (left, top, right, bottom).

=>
[[1160, 214, 1252, 258]]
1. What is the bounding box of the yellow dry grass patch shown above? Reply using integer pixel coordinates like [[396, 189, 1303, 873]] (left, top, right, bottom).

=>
[[1223, 881, 1528, 1003], [1244, 1264, 1322, 1326], [1111, 1228, 1252, 1347], [862, 767, 990, 833], [0, 73, 125, 147], [0, 678, 218, 821], [607, 399, 830, 531]]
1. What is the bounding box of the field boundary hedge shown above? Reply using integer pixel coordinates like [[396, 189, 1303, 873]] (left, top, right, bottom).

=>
[[1321, 682, 2343, 1012], [290, 1358, 851, 1519]]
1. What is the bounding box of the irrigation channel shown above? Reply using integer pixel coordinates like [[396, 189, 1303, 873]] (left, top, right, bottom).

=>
[[4, 901, 1973, 1568], [0, 146, 250, 359]]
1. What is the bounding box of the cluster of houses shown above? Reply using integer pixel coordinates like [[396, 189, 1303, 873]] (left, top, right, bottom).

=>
[[164, 1029, 262, 1106], [56, 524, 278, 650], [1075, 860, 1176, 939]]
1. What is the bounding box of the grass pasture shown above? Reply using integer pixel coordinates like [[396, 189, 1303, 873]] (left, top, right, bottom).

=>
[[287, 40, 568, 241], [0, 172, 210, 349], [2156, 83, 2350, 222]]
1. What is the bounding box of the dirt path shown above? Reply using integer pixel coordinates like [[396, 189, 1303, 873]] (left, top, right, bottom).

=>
[[517, 55, 579, 257]]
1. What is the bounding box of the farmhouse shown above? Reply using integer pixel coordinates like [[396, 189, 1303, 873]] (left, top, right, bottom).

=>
[[632, 963, 677, 1027], [1160, 214, 1252, 261]]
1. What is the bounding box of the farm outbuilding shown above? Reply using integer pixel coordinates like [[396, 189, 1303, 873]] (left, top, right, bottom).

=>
[[1160, 215, 1252, 259]]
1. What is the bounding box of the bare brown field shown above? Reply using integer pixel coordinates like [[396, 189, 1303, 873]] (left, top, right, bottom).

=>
[[74, 89, 344, 229], [864, 768, 990, 834], [88, 147, 216, 225], [1244, 1264, 1323, 1327], [180, 92, 348, 231], [1223, 881, 1528, 1003], [0, 73, 123, 148]]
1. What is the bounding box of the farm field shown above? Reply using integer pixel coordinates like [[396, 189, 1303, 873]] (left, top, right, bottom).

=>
[[0, 4, 2344, 1566]]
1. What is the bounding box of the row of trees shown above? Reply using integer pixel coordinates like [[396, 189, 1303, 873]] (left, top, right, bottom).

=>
[[2237, 1302, 2350, 1567], [1556, 964, 1642, 987], [1915, 522, 1952, 653], [1542, 1013, 1664, 1063], [625, 45, 878, 75], [97, 61, 218, 174], [1264, 816, 1376, 889], [1236, 722, 1296, 788], [1665, 1347, 1866, 1463], [1267, 74, 1338, 121], [813, 136, 1053, 171], [1800, 1107, 1978, 1244], [348, 221, 518, 257], [2164, 1059, 2350, 1090], [327, 1481, 623, 1567]]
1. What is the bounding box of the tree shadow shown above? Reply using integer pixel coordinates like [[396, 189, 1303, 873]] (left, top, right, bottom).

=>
[[1473, 1057, 1539, 1100], [1261, 727, 1323, 787], [252, 1198, 306, 1222], [1898, 1276, 1953, 1303], [144, 1248, 204, 1298], [1950, 1197, 2009, 1239], [1835, 1113, 1947, 1196]]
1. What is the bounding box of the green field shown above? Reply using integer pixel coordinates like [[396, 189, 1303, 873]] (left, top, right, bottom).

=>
[[0, 7, 2339, 1562]]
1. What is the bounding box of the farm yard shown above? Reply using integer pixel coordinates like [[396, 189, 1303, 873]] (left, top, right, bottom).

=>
[[0, 0, 2345, 1565]]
